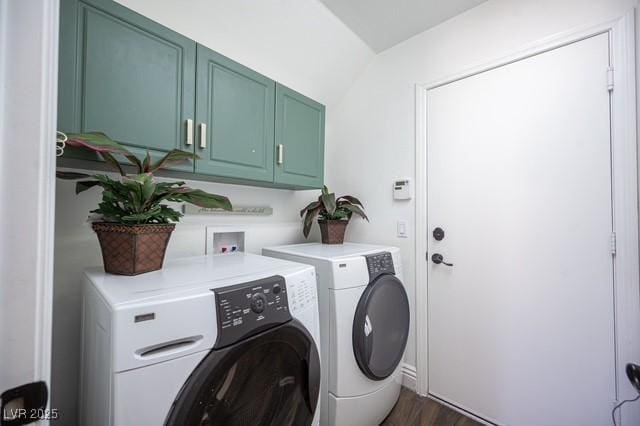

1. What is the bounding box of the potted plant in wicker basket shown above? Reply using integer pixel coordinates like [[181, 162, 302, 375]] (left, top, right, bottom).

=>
[[300, 186, 368, 244], [57, 132, 232, 275]]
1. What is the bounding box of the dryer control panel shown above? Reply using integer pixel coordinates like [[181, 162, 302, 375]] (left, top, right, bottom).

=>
[[365, 252, 395, 281], [213, 275, 291, 349]]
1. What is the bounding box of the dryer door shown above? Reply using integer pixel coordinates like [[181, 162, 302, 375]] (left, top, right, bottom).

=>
[[165, 319, 320, 426], [352, 274, 410, 380]]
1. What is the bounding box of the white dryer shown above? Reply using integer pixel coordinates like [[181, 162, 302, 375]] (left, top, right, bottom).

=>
[[263, 243, 410, 426], [80, 253, 321, 426]]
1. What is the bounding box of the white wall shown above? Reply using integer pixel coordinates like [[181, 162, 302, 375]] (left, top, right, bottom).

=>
[[326, 0, 639, 377], [115, 0, 373, 108], [51, 1, 373, 423]]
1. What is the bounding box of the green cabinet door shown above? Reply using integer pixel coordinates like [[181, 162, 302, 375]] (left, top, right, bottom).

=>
[[58, 0, 196, 170], [274, 84, 325, 189], [195, 45, 275, 182]]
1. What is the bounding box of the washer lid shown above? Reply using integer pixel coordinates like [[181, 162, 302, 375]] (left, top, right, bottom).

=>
[[84, 253, 311, 307], [352, 274, 410, 381]]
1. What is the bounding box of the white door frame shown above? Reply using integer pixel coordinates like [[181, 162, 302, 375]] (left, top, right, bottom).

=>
[[0, 0, 59, 419], [414, 9, 639, 419]]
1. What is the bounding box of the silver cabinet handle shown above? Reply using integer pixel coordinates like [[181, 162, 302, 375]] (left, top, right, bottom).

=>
[[277, 144, 284, 165], [185, 119, 193, 146], [199, 123, 207, 149]]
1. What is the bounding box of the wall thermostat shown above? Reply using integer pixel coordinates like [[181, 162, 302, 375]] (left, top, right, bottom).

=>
[[393, 178, 411, 200]]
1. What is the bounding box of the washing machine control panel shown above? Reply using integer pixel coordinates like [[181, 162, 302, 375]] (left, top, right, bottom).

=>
[[365, 252, 395, 280], [213, 275, 291, 349]]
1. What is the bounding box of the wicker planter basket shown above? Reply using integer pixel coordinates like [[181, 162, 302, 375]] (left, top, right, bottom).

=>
[[318, 219, 349, 244], [92, 222, 176, 275]]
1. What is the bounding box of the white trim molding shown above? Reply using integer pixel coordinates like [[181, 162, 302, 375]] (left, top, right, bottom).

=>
[[414, 10, 639, 424], [0, 0, 59, 417], [414, 83, 429, 397], [608, 10, 640, 421], [401, 363, 417, 391]]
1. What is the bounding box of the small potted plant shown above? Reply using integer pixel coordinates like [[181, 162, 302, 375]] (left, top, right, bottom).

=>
[[57, 132, 232, 275], [300, 186, 368, 244]]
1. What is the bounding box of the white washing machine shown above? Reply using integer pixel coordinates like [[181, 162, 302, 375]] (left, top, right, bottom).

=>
[[263, 243, 410, 426], [80, 252, 321, 426]]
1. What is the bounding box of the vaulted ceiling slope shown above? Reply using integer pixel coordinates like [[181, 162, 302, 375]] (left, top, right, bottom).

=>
[[320, 0, 487, 52], [116, 0, 375, 107]]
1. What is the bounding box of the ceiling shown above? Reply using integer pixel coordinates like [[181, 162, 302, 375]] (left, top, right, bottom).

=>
[[320, 0, 487, 53]]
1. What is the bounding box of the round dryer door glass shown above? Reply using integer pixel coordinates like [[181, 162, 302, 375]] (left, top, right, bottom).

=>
[[166, 320, 320, 426], [352, 274, 410, 381]]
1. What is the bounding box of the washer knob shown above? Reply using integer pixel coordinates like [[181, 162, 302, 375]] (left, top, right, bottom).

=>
[[251, 293, 267, 313]]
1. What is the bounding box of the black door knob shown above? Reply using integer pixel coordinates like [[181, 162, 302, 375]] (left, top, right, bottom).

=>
[[433, 227, 445, 241], [431, 253, 453, 267]]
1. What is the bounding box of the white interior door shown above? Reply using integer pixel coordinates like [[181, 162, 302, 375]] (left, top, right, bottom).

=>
[[427, 33, 615, 426]]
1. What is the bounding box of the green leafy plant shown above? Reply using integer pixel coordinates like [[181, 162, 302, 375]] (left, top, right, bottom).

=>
[[57, 132, 232, 224], [299, 186, 368, 238]]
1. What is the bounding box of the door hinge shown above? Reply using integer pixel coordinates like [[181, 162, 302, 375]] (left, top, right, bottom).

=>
[[607, 67, 614, 91], [611, 232, 617, 255]]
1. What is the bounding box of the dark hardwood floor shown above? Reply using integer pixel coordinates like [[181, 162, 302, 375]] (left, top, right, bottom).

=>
[[381, 387, 482, 426]]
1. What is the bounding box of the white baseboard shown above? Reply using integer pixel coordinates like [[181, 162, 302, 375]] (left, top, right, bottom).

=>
[[401, 363, 417, 391]]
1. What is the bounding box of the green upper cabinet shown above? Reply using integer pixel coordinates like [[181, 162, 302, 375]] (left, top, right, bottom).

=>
[[274, 84, 325, 189], [195, 45, 275, 183], [58, 0, 196, 170], [58, 0, 326, 189]]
